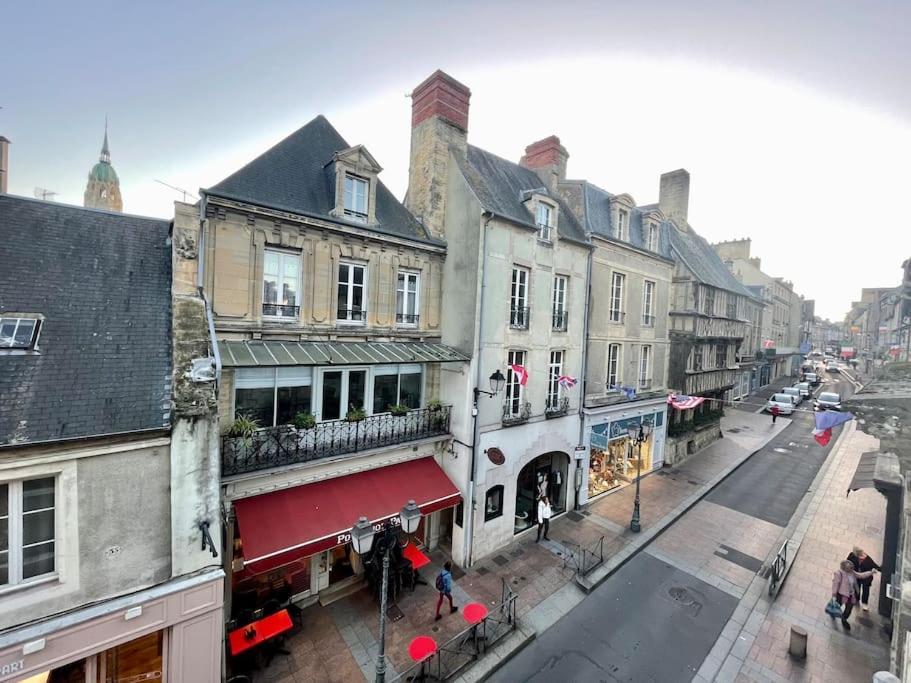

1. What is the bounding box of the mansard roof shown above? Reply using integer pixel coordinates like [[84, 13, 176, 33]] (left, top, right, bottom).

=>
[[666, 222, 756, 298]]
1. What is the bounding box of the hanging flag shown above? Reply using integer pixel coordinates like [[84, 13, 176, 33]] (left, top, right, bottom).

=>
[[811, 411, 854, 446], [763, 339, 775, 349], [667, 393, 706, 410], [557, 375, 577, 390], [510, 364, 529, 386], [623, 386, 637, 400], [812, 428, 832, 446]]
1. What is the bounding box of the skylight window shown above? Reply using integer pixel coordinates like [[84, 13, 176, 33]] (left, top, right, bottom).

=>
[[0, 317, 42, 351]]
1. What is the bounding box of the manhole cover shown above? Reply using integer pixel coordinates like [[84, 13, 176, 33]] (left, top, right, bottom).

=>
[[492, 555, 509, 566], [668, 587, 694, 604], [773, 448, 791, 453]]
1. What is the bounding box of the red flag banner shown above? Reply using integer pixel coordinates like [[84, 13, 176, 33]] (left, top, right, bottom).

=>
[[510, 364, 529, 386]]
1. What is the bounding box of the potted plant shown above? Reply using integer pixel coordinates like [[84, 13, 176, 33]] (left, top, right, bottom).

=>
[[427, 399, 443, 413], [225, 414, 259, 439], [345, 407, 367, 423], [292, 412, 317, 430], [389, 404, 410, 417]]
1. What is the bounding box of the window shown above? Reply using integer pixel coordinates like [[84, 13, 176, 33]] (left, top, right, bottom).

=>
[[617, 209, 629, 241], [536, 203, 553, 242], [647, 224, 658, 251], [693, 345, 704, 371], [607, 344, 621, 389], [396, 271, 420, 325], [715, 343, 728, 369], [639, 345, 652, 389], [642, 281, 655, 326], [510, 268, 530, 328], [547, 350, 564, 410], [320, 368, 366, 421], [1, 477, 56, 587], [343, 174, 369, 222], [703, 287, 715, 315], [727, 297, 737, 319], [609, 273, 625, 323], [372, 365, 422, 413], [505, 350, 526, 415], [263, 250, 301, 319], [235, 367, 313, 427], [0, 317, 42, 351], [552, 275, 568, 331], [485, 486, 504, 522], [338, 262, 366, 323]]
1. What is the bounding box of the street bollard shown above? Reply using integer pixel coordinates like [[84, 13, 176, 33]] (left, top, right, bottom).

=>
[[788, 625, 807, 659]]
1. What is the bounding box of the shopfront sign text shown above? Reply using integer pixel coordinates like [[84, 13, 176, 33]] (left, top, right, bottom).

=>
[[1, 659, 25, 678], [336, 515, 401, 545]]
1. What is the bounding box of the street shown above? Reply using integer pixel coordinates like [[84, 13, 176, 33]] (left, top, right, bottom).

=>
[[491, 374, 855, 682]]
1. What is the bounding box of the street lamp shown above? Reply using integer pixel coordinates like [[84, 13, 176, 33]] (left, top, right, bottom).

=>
[[350, 500, 423, 683], [474, 369, 506, 402], [628, 421, 653, 533]]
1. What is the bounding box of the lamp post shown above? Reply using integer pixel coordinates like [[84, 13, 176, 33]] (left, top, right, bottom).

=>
[[628, 421, 652, 533], [350, 500, 422, 683], [473, 369, 507, 404]]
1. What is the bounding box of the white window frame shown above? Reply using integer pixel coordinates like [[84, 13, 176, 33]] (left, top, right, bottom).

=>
[[0, 476, 56, 589], [607, 344, 621, 389], [536, 203, 553, 242], [510, 267, 530, 327], [642, 280, 655, 327], [234, 367, 313, 427], [396, 271, 420, 327], [639, 345, 652, 388], [609, 273, 625, 323], [262, 249, 301, 319], [343, 174, 369, 222], [547, 350, 564, 409], [0, 316, 43, 352], [647, 223, 658, 251], [505, 350, 526, 415], [617, 209, 629, 241], [552, 275, 568, 330], [337, 261, 367, 324], [371, 364, 424, 413]]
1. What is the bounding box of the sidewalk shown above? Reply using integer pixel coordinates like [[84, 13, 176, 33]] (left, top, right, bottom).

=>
[[698, 422, 891, 682]]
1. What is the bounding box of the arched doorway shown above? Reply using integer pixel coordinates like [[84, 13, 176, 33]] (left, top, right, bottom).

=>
[[514, 452, 569, 534]]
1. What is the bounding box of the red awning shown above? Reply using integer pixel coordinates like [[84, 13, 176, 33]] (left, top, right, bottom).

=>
[[234, 457, 461, 573]]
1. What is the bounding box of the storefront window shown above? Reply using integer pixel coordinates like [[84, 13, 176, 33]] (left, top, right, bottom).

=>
[[485, 486, 504, 521], [588, 417, 654, 499], [99, 631, 164, 683], [514, 453, 568, 534]]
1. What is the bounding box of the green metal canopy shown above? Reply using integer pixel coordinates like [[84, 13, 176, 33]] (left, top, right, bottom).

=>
[[218, 339, 470, 367]]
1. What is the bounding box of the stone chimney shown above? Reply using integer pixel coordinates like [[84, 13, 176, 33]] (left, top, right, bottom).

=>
[[658, 169, 690, 225], [519, 136, 568, 191], [406, 70, 471, 240], [0, 136, 10, 194]]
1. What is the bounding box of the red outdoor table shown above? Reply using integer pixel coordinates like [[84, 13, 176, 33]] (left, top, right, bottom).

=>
[[228, 609, 293, 656], [463, 602, 489, 654], [402, 543, 431, 570], [407, 635, 437, 682]]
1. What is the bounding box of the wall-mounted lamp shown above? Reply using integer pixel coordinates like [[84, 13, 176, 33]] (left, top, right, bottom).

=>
[[199, 520, 218, 558]]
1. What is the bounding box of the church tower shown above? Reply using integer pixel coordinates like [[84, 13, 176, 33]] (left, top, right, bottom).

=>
[[83, 123, 123, 212]]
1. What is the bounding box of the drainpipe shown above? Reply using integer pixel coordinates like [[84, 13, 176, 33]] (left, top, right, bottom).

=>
[[575, 242, 594, 510], [465, 211, 495, 567]]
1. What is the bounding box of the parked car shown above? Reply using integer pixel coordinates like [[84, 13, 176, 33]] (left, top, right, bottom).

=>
[[826, 360, 840, 373], [815, 392, 842, 411], [794, 382, 811, 398], [804, 372, 820, 386], [781, 387, 803, 405], [766, 393, 797, 415]]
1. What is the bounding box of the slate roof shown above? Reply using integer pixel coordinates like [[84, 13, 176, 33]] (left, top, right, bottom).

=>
[[577, 182, 673, 259], [205, 115, 437, 245], [665, 223, 755, 298], [456, 145, 589, 246], [0, 196, 172, 447]]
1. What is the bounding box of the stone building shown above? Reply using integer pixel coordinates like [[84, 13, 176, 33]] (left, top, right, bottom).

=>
[[193, 114, 467, 612], [0, 195, 223, 681], [405, 72, 590, 565], [83, 125, 122, 212]]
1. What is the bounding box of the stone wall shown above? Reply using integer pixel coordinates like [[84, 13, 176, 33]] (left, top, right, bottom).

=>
[[664, 422, 722, 466]]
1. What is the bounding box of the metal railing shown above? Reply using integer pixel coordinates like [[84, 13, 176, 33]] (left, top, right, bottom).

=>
[[552, 310, 569, 331], [395, 312, 420, 325], [638, 378, 653, 390], [768, 539, 789, 595], [221, 406, 452, 476], [502, 401, 532, 426], [563, 535, 605, 578], [509, 307, 530, 329], [545, 395, 570, 417], [337, 307, 367, 322], [537, 223, 552, 242], [388, 579, 518, 682], [262, 303, 300, 318]]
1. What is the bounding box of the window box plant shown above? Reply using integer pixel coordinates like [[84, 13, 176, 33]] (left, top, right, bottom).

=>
[[292, 412, 316, 430], [346, 407, 367, 423], [225, 414, 259, 439], [427, 399, 443, 412], [389, 404, 410, 417]]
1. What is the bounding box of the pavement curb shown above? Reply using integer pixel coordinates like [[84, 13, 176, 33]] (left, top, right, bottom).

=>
[[454, 625, 536, 683]]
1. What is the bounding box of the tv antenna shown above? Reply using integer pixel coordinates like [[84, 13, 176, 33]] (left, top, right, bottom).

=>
[[154, 179, 197, 203], [34, 187, 58, 201]]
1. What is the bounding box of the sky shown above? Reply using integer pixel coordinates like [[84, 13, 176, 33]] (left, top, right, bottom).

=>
[[3, 0, 910, 321]]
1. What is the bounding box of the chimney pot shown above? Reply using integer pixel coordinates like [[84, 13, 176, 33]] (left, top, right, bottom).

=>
[[520, 135, 569, 189], [658, 168, 690, 225]]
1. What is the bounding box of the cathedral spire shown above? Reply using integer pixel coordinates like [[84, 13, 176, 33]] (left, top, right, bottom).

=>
[[84, 119, 122, 212], [100, 117, 111, 164]]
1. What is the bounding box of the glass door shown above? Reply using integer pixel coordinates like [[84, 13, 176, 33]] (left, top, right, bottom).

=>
[[321, 371, 343, 420], [318, 369, 368, 421]]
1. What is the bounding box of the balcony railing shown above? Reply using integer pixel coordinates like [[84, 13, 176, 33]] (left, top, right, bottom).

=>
[[510, 307, 530, 330], [502, 401, 532, 426], [545, 395, 570, 418], [609, 310, 625, 324], [537, 224, 552, 242], [262, 303, 300, 318], [638, 378, 653, 390], [642, 314, 655, 327], [552, 310, 569, 331], [396, 312, 420, 326], [221, 405, 452, 477], [337, 307, 367, 323]]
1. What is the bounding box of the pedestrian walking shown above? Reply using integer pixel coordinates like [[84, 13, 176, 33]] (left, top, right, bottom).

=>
[[536, 495, 552, 542], [847, 546, 881, 610], [771, 404, 780, 424], [830, 559, 873, 630], [434, 561, 458, 621]]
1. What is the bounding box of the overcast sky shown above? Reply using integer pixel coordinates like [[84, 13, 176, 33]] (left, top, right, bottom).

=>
[[4, 0, 910, 321]]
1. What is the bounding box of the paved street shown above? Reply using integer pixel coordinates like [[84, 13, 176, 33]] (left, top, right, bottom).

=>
[[492, 376, 862, 682]]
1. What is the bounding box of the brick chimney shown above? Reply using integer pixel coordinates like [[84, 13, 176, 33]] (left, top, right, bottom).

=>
[[0, 136, 9, 194], [406, 70, 471, 240], [658, 169, 690, 226], [519, 136, 568, 191]]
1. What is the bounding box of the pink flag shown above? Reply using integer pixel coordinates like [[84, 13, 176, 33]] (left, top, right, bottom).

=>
[[510, 364, 529, 386]]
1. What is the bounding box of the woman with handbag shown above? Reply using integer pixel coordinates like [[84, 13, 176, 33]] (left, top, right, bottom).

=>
[[847, 546, 881, 611], [830, 559, 874, 629]]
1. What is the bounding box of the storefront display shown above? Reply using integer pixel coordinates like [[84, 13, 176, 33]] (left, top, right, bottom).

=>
[[587, 415, 657, 499]]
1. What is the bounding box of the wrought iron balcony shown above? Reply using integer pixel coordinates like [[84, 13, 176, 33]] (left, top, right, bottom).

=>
[[537, 223, 552, 242], [221, 405, 452, 477], [510, 307, 530, 330], [396, 312, 420, 326], [337, 307, 367, 323], [552, 310, 569, 332], [502, 401, 532, 426], [545, 395, 570, 418], [262, 303, 300, 318]]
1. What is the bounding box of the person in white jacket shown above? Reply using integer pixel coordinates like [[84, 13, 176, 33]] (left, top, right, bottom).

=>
[[536, 496, 552, 542]]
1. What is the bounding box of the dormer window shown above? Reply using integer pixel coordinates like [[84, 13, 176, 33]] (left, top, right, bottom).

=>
[[647, 223, 658, 251], [617, 209, 629, 241], [536, 202, 553, 242], [0, 316, 42, 351], [343, 174, 369, 222]]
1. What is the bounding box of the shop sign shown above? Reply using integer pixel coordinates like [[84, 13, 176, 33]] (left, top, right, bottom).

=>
[[335, 515, 401, 546], [486, 447, 505, 466], [573, 445, 587, 460], [590, 413, 662, 448], [1, 659, 25, 678]]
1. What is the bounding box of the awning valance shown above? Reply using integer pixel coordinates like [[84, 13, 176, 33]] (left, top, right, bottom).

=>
[[848, 452, 878, 494], [233, 457, 461, 573], [219, 339, 470, 367]]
